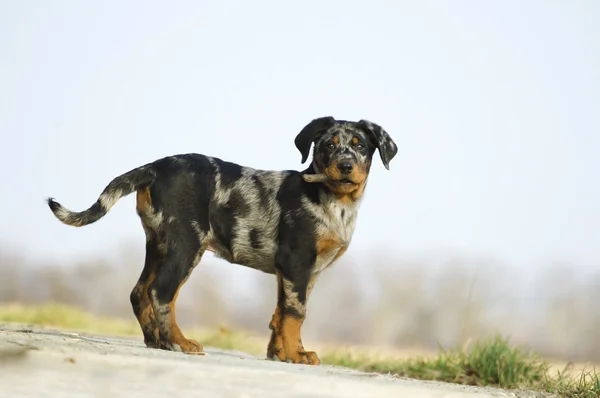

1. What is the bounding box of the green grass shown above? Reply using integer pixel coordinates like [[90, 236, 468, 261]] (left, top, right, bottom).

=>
[[322, 336, 600, 397], [1, 303, 598, 397], [323, 336, 545, 388]]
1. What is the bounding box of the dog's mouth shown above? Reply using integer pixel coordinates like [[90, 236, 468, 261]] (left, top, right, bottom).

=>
[[334, 178, 355, 185]]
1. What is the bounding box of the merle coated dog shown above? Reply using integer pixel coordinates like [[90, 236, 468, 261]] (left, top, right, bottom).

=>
[[47, 116, 398, 365]]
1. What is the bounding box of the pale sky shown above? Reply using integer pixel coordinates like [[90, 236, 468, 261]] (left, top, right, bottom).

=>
[[1, 1, 599, 274]]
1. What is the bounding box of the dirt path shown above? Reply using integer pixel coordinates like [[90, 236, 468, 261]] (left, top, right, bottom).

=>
[[0, 324, 541, 397]]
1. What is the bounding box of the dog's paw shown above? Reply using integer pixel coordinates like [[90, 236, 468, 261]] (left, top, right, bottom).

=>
[[160, 337, 205, 355], [178, 338, 204, 355], [267, 336, 320, 366], [269, 348, 320, 365]]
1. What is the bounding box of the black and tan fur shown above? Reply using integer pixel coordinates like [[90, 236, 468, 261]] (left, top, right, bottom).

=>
[[46, 116, 398, 365]]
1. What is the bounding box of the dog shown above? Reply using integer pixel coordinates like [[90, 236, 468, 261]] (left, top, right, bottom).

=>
[[46, 116, 398, 365]]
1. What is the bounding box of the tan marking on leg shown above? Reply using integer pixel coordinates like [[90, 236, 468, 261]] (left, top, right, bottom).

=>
[[136, 187, 153, 213], [269, 306, 282, 332], [136, 188, 164, 234], [138, 270, 160, 347], [266, 273, 320, 365], [279, 315, 303, 359], [133, 189, 163, 347], [275, 315, 320, 365], [267, 274, 284, 359], [155, 247, 206, 354], [167, 284, 203, 353], [152, 289, 204, 354]]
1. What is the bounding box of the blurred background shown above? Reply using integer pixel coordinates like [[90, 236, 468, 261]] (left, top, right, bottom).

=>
[[1, 1, 599, 362]]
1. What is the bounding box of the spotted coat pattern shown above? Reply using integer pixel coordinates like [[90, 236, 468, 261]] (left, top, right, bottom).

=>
[[47, 116, 398, 364]]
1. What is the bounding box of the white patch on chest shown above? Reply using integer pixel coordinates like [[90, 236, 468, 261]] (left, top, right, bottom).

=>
[[303, 194, 361, 274]]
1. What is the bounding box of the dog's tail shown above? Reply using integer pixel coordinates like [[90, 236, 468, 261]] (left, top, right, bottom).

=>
[[47, 164, 156, 227]]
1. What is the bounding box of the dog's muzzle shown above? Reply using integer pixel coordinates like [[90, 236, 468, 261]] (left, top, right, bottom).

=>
[[337, 161, 353, 175]]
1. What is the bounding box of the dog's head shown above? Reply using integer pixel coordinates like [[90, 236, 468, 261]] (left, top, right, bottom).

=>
[[295, 116, 397, 195]]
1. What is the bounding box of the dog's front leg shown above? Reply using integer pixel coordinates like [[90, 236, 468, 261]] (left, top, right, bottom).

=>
[[267, 271, 320, 365]]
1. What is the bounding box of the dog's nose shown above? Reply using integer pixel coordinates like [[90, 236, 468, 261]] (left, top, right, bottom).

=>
[[337, 161, 354, 174]]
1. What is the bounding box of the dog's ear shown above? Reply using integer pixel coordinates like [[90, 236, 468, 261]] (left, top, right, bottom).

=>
[[357, 120, 398, 170], [295, 116, 336, 164]]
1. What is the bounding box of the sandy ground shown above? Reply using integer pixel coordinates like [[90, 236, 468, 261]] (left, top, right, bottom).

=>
[[0, 323, 546, 398]]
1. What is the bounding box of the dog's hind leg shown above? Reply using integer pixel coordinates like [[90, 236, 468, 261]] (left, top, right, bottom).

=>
[[148, 220, 205, 354], [130, 239, 163, 348], [130, 187, 164, 348]]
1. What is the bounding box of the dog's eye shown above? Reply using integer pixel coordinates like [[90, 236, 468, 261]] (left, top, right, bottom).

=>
[[327, 142, 335, 150], [355, 143, 364, 150]]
